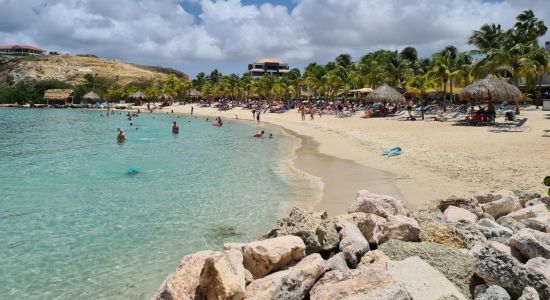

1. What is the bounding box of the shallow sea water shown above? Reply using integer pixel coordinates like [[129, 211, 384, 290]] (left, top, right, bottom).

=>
[[0, 109, 302, 299]]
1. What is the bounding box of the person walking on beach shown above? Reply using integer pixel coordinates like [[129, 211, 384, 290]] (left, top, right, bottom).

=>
[[310, 105, 316, 120], [172, 121, 179, 134], [252, 109, 256, 120], [300, 105, 306, 121], [256, 110, 261, 124], [117, 129, 126, 142], [406, 100, 414, 118]]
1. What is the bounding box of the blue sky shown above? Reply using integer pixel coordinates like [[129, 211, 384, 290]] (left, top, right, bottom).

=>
[[0, 0, 549, 77]]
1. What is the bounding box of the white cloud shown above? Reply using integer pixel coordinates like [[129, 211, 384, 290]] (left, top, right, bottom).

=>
[[0, 0, 549, 75]]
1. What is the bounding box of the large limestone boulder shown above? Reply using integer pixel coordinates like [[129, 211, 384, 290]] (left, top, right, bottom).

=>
[[198, 250, 246, 300], [525, 257, 550, 281], [476, 218, 513, 241], [333, 212, 368, 230], [480, 195, 521, 219], [380, 215, 421, 243], [444, 205, 478, 223], [465, 241, 524, 261], [509, 228, 550, 259], [358, 250, 390, 271], [518, 287, 540, 300], [475, 246, 550, 299], [524, 197, 550, 208], [326, 252, 349, 272], [420, 220, 487, 249], [497, 215, 526, 233], [264, 208, 339, 254], [309, 269, 411, 300], [357, 213, 387, 245], [244, 253, 326, 300], [152, 250, 214, 300], [339, 223, 369, 268], [242, 235, 305, 279], [439, 195, 483, 216], [507, 204, 550, 221], [521, 217, 550, 233], [387, 256, 467, 300], [378, 240, 476, 298], [475, 285, 510, 300], [512, 190, 542, 207], [348, 190, 408, 218]]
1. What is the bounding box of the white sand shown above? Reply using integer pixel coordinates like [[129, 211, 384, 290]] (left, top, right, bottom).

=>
[[155, 104, 550, 211]]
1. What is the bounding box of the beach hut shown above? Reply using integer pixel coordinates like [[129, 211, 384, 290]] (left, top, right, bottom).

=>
[[82, 91, 101, 104], [130, 92, 145, 100], [460, 76, 523, 113], [43, 89, 74, 106], [365, 85, 405, 104], [158, 94, 174, 105]]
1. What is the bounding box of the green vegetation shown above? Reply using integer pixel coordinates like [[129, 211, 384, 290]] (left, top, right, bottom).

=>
[[1, 10, 548, 106]]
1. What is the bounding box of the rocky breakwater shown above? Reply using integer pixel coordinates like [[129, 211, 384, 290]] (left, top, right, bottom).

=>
[[152, 189, 550, 300]]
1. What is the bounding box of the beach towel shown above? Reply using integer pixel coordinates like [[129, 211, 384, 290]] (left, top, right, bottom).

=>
[[383, 147, 402, 157]]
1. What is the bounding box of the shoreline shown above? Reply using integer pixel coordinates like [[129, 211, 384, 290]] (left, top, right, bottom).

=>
[[156, 106, 401, 216], [155, 104, 549, 212]]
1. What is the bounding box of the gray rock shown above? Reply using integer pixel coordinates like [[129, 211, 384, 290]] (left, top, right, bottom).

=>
[[476, 218, 513, 241], [409, 208, 444, 223], [264, 207, 339, 255], [244, 253, 326, 300], [507, 204, 550, 221], [339, 223, 369, 268], [475, 246, 550, 299], [521, 217, 550, 233], [380, 215, 421, 244], [525, 257, 550, 281], [517, 287, 541, 300], [512, 190, 542, 207], [326, 252, 349, 272], [480, 195, 521, 219], [348, 190, 408, 218], [474, 285, 510, 300], [378, 240, 476, 298], [509, 228, 550, 259], [524, 197, 550, 208], [496, 215, 526, 233]]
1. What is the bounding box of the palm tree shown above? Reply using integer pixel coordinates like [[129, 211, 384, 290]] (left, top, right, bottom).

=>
[[428, 53, 452, 110], [407, 74, 436, 119], [383, 51, 413, 88], [304, 63, 327, 100], [467, 24, 504, 54], [530, 47, 550, 108]]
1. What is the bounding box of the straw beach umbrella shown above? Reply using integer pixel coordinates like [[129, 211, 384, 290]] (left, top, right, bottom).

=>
[[460, 76, 523, 113], [365, 85, 405, 103], [129, 92, 145, 100], [82, 91, 100, 104]]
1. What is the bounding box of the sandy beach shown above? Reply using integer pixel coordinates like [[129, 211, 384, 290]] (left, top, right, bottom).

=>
[[156, 104, 549, 214]]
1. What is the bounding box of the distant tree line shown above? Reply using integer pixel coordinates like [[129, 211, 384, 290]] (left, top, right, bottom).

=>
[[1, 10, 548, 106]]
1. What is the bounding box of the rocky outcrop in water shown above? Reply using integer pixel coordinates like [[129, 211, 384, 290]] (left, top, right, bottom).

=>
[[152, 189, 550, 300]]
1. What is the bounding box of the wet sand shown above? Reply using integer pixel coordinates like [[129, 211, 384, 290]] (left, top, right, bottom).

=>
[[290, 130, 402, 215]]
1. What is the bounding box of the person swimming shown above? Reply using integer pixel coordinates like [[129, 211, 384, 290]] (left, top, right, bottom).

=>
[[269, 133, 273, 138], [172, 121, 179, 134], [254, 130, 265, 138], [117, 129, 126, 142]]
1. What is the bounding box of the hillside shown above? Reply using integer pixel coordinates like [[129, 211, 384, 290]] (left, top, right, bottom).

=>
[[0, 55, 184, 86]]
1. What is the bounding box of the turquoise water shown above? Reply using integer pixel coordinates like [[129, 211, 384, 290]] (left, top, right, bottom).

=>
[[0, 109, 300, 299]]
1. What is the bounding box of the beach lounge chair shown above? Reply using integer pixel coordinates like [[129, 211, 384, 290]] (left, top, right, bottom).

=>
[[543, 130, 550, 137], [490, 118, 530, 132]]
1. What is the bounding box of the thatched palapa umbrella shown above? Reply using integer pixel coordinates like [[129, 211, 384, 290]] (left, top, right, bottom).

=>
[[83, 91, 100, 104], [129, 92, 145, 100], [43, 89, 74, 106], [158, 94, 173, 104], [365, 85, 405, 103], [460, 76, 523, 113]]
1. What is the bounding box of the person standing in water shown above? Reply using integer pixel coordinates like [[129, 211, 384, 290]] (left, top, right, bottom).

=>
[[256, 110, 261, 124], [172, 121, 179, 134], [191, 106, 194, 115], [216, 117, 223, 127], [117, 129, 126, 142]]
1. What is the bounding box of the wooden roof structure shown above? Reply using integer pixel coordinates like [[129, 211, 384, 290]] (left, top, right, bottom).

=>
[[43, 89, 74, 102]]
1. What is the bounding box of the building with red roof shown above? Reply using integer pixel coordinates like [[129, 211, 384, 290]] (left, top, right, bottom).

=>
[[0, 45, 45, 56]]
